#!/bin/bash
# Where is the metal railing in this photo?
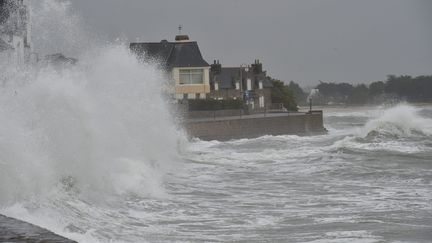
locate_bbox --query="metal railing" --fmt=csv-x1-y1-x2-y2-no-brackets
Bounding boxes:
187,109,321,121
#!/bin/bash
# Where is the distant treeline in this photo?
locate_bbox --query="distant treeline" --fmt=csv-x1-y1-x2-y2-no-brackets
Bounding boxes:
313,75,432,105
269,75,432,108
264,75,431,110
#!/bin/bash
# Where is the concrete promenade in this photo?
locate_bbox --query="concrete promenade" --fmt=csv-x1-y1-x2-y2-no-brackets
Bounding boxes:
0,214,76,243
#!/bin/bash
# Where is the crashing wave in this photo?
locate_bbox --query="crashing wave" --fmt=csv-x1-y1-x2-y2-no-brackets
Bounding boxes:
361,104,432,139
0,46,181,206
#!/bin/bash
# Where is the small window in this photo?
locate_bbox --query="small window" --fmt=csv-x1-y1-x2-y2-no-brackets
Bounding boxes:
259,96,265,108
247,79,252,90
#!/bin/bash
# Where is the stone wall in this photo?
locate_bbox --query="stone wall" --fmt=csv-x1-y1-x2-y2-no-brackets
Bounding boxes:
183,111,325,141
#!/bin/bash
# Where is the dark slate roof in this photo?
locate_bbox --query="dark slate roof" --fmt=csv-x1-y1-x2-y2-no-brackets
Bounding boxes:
130,41,174,64
215,67,240,89
0,38,13,51
166,42,209,67
130,41,209,68
212,67,273,89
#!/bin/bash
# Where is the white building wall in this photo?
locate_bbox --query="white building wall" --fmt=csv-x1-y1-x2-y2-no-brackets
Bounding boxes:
172,66,211,99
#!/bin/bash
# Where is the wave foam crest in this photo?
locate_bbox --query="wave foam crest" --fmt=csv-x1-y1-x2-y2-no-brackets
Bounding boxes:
361,104,432,139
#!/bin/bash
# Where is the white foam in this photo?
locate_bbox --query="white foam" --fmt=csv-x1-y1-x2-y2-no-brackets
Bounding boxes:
0,45,181,206
361,104,432,137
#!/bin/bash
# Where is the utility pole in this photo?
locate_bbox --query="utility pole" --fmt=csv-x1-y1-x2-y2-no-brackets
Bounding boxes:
309,98,312,113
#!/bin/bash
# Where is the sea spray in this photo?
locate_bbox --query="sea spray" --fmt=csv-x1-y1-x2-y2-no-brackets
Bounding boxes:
361,104,432,138
328,104,432,154
31,0,96,56
0,45,183,205
0,1,187,241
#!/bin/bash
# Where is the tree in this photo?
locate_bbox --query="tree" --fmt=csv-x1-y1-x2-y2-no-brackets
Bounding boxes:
268,77,298,111
315,81,355,104
348,84,369,104
384,75,432,101
385,75,412,98
369,81,385,96
288,81,307,105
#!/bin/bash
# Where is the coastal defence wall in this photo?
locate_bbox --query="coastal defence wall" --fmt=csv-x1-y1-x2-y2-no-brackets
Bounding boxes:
184,111,325,141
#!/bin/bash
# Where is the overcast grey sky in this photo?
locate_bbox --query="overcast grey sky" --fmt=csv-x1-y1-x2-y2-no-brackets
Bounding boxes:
68,0,432,86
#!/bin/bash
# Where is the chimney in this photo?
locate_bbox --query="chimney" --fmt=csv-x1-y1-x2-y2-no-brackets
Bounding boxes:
211,59,222,74
175,35,190,42
252,59,263,74
175,24,190,42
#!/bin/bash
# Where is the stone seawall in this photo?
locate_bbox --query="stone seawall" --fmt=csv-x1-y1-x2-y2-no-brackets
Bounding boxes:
0,214,76,243
184,111,325,141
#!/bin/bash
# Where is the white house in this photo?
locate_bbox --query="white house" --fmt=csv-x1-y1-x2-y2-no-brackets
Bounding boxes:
130,34,210,100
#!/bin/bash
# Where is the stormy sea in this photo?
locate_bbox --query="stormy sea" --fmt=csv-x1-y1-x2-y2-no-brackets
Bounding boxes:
1,1,432,243
2,79,432,243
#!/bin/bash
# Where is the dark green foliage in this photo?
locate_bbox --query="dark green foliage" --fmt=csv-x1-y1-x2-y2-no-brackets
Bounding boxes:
348,84,369,104
316,82,354,98
385,75,432,101
269,77,298,111
288,81,307,105
188,99,245,111
314,75,432,105
315,81,374,104
369,81,385,96
315,82,355,104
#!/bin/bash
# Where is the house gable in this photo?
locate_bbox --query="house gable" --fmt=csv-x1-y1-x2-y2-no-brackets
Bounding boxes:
130,37,211,99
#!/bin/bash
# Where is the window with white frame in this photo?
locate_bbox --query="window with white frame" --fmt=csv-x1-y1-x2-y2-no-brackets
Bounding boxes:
259,96,265,108
179,69,204,84
247,78,252,90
